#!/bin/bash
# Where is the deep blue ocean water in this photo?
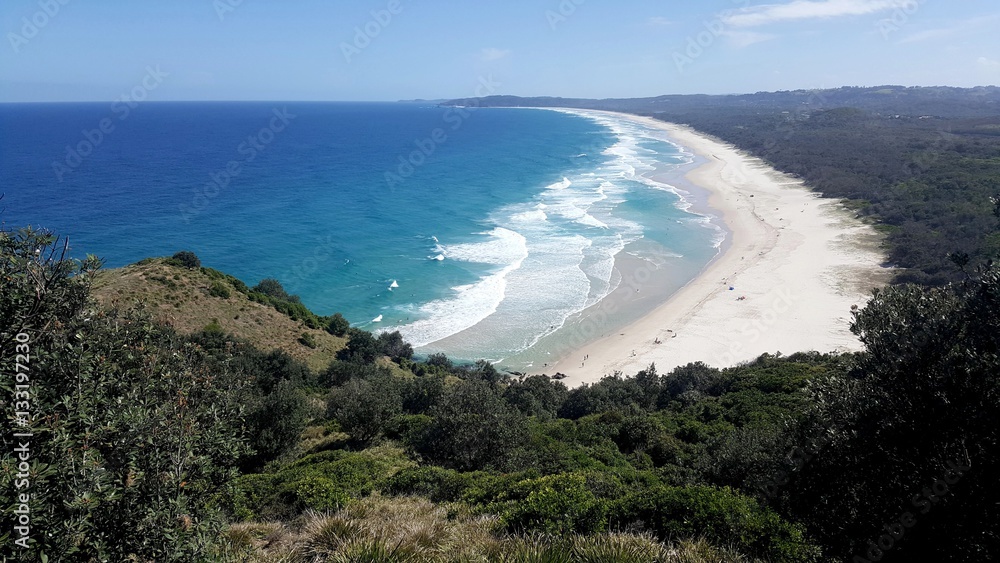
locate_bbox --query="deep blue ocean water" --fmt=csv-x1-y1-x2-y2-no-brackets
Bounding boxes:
0,102,722,366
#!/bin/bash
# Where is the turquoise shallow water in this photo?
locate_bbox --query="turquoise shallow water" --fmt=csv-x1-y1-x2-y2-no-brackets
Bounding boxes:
0,102,722,365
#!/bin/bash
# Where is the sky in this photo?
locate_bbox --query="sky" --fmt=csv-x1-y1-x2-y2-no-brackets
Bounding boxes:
1,0,998,102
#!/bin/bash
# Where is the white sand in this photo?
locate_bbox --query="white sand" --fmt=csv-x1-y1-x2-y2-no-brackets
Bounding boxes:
537,111,892,387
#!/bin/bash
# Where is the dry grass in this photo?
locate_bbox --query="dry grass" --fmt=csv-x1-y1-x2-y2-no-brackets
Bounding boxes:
216,496,753,562
91,258,346,371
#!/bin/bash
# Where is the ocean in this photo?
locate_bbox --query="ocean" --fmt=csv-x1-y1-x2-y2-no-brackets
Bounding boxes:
0,102,723,369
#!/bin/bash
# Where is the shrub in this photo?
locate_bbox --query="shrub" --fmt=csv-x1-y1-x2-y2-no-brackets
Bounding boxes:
383,465,473,503
253,277,289,300
171,250,201,268
498,473,608,535
299,331,318,348
327,377,403,444
419,380,530,471
612,485,819,562
209,280,231,298
326,312,350,336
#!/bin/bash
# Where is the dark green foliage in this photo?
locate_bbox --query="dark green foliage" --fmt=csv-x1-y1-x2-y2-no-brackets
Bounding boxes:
179,333,314,473
241,379,311,471
336,328,382,364
327,377,403,444
660,361,725,405
321,358,392,387
0,230,250,561
613,485,819,562
225,448,413,521
493,473,608,535
558,374,648,419
170,250,201,269
376,330,413,361
399,373,446,414
424,352,453,369
504,375,569,419
252,277,289,300
779,269,1000,561
418,380,530,471
326,311,350,336
383,465,473,502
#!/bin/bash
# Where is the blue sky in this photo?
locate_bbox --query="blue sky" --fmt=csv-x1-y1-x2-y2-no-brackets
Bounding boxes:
2,0,998,102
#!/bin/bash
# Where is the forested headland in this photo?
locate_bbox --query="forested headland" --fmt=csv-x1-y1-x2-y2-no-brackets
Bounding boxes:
2,228,998,561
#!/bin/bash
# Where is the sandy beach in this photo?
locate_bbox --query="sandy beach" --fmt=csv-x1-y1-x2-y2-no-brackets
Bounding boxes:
533,110,892,387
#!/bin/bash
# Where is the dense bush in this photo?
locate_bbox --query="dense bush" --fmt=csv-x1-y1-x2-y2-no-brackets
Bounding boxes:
224,447,414,520
327,376,403,444
170,250,201,269
326,312,350,336
613,485,820,563
209,279,231,298
1,230,249,561
418,380,529,471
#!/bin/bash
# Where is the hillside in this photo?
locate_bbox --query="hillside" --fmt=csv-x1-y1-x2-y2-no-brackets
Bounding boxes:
91,257,346,371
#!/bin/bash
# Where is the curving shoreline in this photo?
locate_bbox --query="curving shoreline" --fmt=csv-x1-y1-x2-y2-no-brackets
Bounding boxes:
531,110,892,387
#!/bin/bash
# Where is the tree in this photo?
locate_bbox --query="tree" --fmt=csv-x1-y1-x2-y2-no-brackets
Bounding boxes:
327,377,402,444
336,328,382,364
782,269,1000,561
376,330,413,361
326,312,350,337
170,250,201,269
419,380,529,471
252,278,289,300
1,229,251,561
503,375,568,419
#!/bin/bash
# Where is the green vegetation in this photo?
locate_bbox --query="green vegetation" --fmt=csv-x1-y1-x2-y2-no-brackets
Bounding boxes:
3,228,998,561
168,249,202,269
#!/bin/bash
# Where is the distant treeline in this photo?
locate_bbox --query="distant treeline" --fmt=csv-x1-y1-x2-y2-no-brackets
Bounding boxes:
445,86,1000,286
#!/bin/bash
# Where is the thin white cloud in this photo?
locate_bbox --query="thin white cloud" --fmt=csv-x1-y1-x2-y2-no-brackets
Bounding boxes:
897,13,1000,45
646,16,673,26
723,0,909,28
978,57,1000,72
479,48,511,62
723,30,778,48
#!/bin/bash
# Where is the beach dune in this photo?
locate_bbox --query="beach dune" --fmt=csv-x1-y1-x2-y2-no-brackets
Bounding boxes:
534,111,891,387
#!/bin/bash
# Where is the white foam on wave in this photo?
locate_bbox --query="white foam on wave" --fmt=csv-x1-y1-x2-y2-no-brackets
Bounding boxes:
395,227,528,347
398,109,722,359
546,177,572,190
